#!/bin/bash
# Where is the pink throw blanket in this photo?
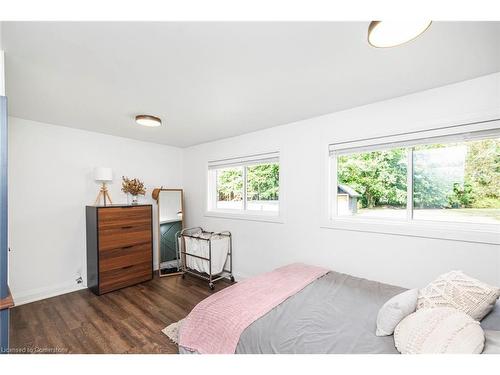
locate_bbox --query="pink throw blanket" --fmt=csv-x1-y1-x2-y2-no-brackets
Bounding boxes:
178,263,329,354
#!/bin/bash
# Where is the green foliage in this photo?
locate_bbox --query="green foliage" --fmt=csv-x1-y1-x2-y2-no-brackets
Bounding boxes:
246,164,279,201
337,139,499,210
412,152,450,209
464,139,500,208
447,182,474,208
217,168,243,201
337,149,407,208
217,163,279,201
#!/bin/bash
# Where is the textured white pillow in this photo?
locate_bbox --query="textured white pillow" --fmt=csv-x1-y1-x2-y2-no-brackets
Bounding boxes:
376,289,419,336
417,270,500,320
394,307,485,354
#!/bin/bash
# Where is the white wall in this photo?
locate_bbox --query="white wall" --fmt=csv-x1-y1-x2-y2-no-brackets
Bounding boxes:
8,117,183,304
159,190,182,222
0,21,5,96
183,72,500,289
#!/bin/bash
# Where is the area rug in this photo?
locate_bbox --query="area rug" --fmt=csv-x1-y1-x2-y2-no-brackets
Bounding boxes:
162,319,185,344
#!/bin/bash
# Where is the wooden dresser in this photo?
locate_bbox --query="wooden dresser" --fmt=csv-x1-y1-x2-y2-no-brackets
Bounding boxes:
86,204,153,295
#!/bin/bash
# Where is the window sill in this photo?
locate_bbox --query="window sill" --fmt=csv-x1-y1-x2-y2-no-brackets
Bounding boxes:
321,218,499,245
204,210,284,223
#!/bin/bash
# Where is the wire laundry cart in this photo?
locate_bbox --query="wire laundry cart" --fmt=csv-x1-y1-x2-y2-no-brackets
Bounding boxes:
176,227,234,290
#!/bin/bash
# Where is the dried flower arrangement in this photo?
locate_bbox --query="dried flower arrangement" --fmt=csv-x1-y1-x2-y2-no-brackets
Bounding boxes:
121,176,146,196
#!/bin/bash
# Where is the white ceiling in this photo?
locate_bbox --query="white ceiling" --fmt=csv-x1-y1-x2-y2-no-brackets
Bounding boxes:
3,22,500,147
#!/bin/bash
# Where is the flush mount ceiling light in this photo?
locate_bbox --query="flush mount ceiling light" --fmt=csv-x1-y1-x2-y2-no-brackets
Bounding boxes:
135,114,162,127
368,21,432,48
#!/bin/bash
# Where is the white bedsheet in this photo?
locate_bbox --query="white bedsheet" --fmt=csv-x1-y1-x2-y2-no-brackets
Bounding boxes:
184,233,229,275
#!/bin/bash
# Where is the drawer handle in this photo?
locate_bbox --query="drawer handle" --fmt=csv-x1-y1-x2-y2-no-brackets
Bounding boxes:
121,226,133,230
122,265,134,270
122,245,133,250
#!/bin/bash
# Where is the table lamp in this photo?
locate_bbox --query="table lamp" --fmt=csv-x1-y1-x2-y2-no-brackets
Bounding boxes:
94,167,113,206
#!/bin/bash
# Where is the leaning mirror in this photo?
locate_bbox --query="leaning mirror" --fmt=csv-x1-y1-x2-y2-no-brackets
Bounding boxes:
156,189,184,277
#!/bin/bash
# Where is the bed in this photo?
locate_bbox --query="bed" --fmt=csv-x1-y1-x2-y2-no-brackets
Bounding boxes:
179,268,405,354
178,265,500,354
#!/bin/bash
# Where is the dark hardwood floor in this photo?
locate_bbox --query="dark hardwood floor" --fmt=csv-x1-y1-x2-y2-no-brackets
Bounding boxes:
10,275,231,354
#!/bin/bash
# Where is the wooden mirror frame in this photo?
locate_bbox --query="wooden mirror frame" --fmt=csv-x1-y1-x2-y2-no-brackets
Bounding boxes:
153,188,184,277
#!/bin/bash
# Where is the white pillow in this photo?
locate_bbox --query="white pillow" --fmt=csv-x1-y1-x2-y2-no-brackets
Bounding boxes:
394,307,485,354
376,289,418,336
417,270,500,321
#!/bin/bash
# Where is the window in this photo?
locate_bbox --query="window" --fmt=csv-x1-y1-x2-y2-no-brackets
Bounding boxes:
208,152,280,216
412,138,499,224
216,167,243,210
337,147,407,219
329,123,500,228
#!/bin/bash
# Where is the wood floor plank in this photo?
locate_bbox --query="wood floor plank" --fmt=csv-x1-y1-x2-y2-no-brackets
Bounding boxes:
9,274,231,354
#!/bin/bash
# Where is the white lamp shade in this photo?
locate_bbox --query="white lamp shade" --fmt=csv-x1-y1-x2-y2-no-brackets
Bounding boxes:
94,167,113,182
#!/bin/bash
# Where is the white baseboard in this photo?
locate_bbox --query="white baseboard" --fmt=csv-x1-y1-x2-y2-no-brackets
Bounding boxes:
13,270,247,306
16,263,156,305
232,272,249,281
12,281,87,306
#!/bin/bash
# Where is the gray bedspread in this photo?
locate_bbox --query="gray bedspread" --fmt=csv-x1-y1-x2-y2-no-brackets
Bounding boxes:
235,270,404,354
180,270,406,354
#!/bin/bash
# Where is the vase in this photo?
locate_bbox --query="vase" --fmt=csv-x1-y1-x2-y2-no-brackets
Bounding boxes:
128,194,139,205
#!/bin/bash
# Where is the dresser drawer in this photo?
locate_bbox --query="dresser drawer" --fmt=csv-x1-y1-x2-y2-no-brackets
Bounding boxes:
99,242,152,272
87,204,153,295
99,261,152,294
98,206,151,231
98,224,151,251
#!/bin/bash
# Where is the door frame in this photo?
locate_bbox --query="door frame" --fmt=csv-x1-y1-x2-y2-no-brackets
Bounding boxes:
0,95,12,354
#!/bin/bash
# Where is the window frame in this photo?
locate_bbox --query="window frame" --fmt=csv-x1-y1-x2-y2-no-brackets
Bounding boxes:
325,119,500,244
206,151,283,223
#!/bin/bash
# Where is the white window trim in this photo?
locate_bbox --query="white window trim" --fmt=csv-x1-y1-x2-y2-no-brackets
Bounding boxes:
323,118,500,245
204,210,284,223
205,151,284,223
